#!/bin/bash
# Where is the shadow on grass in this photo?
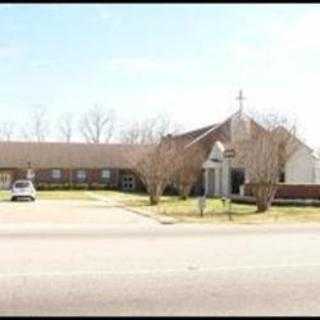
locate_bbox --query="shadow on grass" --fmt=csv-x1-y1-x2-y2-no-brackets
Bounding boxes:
0,199,11,203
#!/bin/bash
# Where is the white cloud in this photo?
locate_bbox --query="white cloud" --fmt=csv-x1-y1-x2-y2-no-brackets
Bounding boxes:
107,57,202,74
107,57,196,72
108,58,164,72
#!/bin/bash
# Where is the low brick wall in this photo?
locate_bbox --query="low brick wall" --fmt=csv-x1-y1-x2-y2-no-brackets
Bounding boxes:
245,183,320,200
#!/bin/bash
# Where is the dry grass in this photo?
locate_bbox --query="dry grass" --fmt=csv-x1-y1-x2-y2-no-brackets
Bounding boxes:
94,190,320,224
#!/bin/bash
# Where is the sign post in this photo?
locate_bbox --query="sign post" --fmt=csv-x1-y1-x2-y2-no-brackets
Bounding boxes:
26,161,35,181
223,148,236,221
198,196,206,217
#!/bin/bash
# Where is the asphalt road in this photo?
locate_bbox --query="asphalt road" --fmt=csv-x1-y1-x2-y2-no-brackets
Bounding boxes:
0,200,320,315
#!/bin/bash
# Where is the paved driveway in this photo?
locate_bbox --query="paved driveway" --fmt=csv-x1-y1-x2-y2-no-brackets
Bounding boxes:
0,199,156,225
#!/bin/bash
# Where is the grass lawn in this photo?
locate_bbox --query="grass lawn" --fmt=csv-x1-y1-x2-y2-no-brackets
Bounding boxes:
0,190,94,201
94,190,320,224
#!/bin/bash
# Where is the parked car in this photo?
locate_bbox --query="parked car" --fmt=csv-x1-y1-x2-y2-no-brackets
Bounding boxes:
11,180,36,202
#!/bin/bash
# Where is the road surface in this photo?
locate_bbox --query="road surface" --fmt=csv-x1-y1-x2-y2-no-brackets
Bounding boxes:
0,200,320,315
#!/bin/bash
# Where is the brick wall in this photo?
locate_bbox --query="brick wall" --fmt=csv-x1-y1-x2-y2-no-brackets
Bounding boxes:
245,183,320,199
2,167,144,191
9,168,121,189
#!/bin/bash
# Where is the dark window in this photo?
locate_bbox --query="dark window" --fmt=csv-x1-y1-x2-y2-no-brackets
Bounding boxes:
279,171,285,183
14,182,30,188
231,168,245,194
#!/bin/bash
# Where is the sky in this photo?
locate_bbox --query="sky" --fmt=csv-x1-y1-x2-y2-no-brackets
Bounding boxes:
0,4,320,147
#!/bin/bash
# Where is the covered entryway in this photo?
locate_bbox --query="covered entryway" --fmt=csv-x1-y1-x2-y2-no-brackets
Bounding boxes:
0,172,12,190
203,141,229,197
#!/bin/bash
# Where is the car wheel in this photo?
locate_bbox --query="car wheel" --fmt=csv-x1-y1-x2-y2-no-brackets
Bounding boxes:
11,196,16,202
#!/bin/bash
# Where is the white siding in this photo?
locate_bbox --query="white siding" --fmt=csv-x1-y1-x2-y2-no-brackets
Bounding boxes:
314,158,320,183
285,145,319,183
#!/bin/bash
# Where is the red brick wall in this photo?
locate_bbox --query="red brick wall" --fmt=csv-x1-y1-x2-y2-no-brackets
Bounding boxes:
8,168,121,189
245,183,320,199
1,168,144,191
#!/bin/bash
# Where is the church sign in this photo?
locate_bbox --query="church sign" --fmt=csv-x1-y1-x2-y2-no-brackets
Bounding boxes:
223,148,236,159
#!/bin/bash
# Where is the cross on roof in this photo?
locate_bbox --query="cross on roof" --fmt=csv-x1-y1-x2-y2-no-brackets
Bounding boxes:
236,89,246,114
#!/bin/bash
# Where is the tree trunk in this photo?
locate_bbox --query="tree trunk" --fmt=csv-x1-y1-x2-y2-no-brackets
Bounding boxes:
149,184,162,205
252,183,277,213
150,194,160,205
256,197,271,212
68,168,73,189
178,182,192,200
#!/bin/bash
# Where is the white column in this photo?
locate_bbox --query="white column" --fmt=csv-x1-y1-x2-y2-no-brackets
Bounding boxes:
204,168,209,196
214,166,222,196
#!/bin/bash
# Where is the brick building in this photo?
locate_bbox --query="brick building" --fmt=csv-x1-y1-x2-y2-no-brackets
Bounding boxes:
170,110,320,199
0,141,146,191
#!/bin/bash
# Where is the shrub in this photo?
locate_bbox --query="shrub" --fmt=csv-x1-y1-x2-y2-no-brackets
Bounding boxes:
89,183,107,190
35,182,68,191
73,183,89,190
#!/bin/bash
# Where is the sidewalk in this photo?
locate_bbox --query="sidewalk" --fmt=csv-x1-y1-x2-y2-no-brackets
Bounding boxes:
85,192,178,225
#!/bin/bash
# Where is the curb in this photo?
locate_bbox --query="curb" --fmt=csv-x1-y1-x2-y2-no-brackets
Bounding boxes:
121,206,178,225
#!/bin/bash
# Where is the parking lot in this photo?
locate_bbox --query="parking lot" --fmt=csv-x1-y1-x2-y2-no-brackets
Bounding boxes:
0,198,156,226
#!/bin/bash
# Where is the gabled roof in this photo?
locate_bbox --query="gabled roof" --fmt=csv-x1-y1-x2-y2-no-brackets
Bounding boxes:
173,123,220,140
0,141,148,169
171,112,238,149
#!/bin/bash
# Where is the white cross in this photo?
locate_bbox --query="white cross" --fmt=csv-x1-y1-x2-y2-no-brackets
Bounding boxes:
236,90,246,113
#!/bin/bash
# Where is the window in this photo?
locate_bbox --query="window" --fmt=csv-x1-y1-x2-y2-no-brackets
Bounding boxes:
52,169,62,179
14,181,31,189
122,175,135,190
101,169,111,179
77,170,86,180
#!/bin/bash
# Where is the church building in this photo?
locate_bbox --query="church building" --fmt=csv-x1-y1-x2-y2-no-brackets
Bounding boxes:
172,91,320,198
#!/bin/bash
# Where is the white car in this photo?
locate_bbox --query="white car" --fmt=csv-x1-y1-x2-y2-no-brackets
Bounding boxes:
11,180,37,202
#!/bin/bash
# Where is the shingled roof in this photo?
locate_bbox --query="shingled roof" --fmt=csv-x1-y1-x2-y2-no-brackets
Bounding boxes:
173,123,220,140
0,141,148,169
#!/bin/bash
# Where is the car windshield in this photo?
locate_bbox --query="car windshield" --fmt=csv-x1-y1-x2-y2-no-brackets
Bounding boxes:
14,182,31,189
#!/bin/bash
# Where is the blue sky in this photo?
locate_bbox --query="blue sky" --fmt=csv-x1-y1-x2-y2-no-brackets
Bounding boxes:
0,4,320,147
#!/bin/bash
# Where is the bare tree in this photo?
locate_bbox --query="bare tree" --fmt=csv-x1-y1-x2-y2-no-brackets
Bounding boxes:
23,105,50,142
119,114,182,144
134,139,182,205
0,121,15,141
232,111,299,212
79,105,115,143
175,142,207,200
58,113,74,143
124,115,182,205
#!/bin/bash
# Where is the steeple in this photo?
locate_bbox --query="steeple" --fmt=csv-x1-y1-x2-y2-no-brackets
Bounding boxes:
236,89,246,115
231,89,250,142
